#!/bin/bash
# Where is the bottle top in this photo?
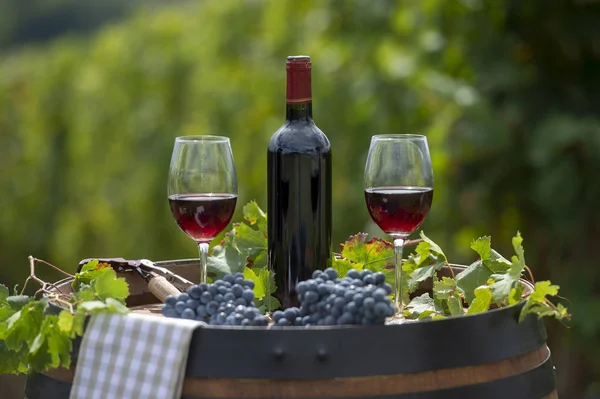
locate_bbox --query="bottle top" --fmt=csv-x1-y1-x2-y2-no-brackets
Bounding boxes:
286,55,312,104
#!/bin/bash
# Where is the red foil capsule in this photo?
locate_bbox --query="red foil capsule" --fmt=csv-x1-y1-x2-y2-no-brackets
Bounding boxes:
286,56,312,104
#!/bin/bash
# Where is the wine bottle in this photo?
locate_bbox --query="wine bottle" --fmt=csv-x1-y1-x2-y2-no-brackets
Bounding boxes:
267,55,332,308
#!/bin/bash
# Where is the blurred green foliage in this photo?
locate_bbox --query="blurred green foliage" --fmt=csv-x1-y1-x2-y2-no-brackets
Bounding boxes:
0,0,599,396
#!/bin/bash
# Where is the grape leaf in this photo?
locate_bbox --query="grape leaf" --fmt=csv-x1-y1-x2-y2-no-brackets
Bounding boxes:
28,316,72,372
432,277,464,317
57,311,74,334
91,268,129,302
467,286,493,315
340,233,395,273
0,341,28,374
72,260,112,291
432,277,458,300
404,293,440,320
455,236,511,304
403,235,447,293
488,232,526,304
331,257,361,278
243,267,266,298
244,266,279,313
519,281,570,323
77,298,129,314
243,200,267,230
7,295,31,311
233,222,267,254
2,299,47,351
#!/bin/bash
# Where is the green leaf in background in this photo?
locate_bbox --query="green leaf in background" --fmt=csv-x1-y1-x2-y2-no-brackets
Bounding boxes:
243,201,267,230
2,299,47,351
0,284,9,303
467,286,493,315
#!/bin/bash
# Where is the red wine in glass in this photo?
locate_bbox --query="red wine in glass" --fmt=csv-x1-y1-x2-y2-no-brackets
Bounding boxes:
169,193,237,242
364,186,433,236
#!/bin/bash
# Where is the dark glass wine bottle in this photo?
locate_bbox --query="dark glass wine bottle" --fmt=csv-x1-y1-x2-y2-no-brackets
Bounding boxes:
267,55,332,308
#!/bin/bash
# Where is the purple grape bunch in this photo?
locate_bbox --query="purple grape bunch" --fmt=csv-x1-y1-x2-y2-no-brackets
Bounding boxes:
161,272,268,326
271,268,396,326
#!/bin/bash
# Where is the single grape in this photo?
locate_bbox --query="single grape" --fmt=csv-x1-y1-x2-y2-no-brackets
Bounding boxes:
244,279,255,289
231,284,244,298
347,269,360,279
161,306,177,318
324,268,338,280
165,295,177,307
312,270,323,279
200,291,212,304
374,301,390,317
217,286,228,295
363,297,375,310
353,293,364,305
187,285,203,300
345,301,357,314
175,301,187,314
382,283,393,295
272,310,285,322
373,288,387,301
363,274,375,285
234,314,244,324
223,281,232,289
242,290,255,303
235,298,246,306
198,282,208,291
181,308,196,320
234,272,244,279
234,277,246,286
314,277,325,285
302,316,311,325
186,299,200,309
214,294,224,303
374,272,386,285
208,285,218,296
284,308,299,321
304,291,319,304
359,269,372,278
241,319,252,326
295,317,303,326
323,315,336,325
223,274,236,284
224,292,236,302
334,297,346,309
216,312,227,324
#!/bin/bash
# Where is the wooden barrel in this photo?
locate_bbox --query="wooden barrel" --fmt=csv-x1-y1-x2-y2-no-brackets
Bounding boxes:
25,260,558,399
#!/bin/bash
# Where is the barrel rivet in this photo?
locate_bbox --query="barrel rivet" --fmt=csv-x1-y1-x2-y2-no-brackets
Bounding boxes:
316,348,328,361
273,347,285,361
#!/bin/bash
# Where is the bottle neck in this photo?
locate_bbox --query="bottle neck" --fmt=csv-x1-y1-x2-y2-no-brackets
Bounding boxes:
286,102,313,121
286,57,312,122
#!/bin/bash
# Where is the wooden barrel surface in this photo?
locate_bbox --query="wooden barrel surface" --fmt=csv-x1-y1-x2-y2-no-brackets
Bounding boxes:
25,260,558,399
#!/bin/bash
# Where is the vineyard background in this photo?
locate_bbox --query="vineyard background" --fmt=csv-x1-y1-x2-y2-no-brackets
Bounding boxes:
1,0,600,397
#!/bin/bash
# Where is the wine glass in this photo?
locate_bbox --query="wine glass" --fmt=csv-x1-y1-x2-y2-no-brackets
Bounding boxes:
168,135,238,283
364,134,434,315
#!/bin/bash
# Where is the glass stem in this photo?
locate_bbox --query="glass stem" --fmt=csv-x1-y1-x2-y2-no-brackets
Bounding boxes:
198,242,209,284
393,237,405,313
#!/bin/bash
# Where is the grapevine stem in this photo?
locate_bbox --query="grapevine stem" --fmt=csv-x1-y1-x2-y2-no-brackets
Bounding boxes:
446,262,455,279
524,265,535,284
31,256,75,278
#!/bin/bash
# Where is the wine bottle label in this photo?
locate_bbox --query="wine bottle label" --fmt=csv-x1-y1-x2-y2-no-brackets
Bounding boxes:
148,276,181,302
286,56,312,104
